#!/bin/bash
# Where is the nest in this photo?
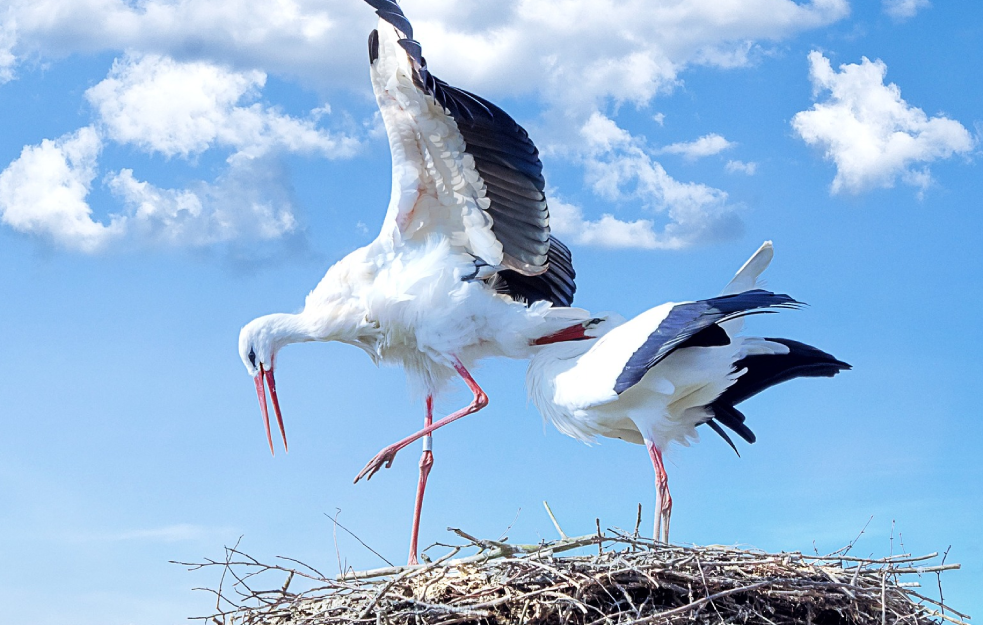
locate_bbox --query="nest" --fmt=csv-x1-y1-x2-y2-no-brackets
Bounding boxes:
178,529,966,625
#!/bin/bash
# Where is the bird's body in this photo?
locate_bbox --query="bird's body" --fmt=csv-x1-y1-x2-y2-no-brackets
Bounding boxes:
253,237,572,394
239,1,584,564
526,243,850,542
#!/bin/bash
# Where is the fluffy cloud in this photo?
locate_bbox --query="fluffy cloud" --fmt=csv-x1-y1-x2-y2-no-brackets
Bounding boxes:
660,134,735,160
726,160,758,175
2,0,368,89
549,195,661,249
572,113,741,249
0,17,15,84
0,51,362,252
0,125,301,252
2,0,849,103
106,160,298,247
792,52,974,195
1,0,850,253
0,127,122,252
882,0,930,21
86,53,358,160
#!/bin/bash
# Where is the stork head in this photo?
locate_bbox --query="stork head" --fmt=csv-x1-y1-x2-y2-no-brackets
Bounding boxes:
238,316,291,456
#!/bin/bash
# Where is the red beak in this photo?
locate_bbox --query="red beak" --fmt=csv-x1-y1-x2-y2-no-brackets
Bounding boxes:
254,363,288,455
532,323,590,345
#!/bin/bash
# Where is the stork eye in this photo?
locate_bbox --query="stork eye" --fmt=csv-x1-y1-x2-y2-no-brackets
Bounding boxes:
248,348,257,368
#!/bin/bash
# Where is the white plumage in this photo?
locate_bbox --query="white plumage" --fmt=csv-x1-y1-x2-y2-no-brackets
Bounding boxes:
238,2,584,565
527,242,850,542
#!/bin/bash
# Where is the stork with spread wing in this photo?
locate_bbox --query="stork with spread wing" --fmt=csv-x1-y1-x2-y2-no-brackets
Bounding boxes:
238,0,586,564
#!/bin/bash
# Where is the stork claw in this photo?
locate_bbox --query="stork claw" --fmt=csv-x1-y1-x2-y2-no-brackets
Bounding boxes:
354,446,400,483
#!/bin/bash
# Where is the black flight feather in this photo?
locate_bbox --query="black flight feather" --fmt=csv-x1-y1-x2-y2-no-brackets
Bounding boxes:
702,338,850,454
704,419,740,456
494,236,577,307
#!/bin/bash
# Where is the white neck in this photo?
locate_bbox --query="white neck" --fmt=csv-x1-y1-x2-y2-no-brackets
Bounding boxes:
259,312,324,352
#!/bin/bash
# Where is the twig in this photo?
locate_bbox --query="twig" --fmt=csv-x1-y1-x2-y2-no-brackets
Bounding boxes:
543,501,568,540
499,507,521,541
324,511,394,567
835,515,874,557
939,545,951,616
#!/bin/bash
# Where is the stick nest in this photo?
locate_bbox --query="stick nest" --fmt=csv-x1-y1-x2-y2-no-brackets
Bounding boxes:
178,529,966,625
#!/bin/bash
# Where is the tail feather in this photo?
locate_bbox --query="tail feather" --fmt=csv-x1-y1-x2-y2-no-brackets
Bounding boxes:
709,404,756,445
705,338,850,451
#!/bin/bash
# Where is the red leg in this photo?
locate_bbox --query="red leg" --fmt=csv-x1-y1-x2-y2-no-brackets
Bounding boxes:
354,358,488,483
646,440,673,544
407,395,434,566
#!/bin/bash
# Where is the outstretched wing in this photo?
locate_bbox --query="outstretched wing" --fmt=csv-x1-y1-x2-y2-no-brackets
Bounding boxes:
365,0,552,276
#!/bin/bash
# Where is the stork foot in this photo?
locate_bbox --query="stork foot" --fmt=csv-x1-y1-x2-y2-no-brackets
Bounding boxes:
354,445,400,483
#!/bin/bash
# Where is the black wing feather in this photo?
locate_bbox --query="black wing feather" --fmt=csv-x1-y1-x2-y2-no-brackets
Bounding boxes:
365,0,551,275
495,236,576,307
614,290,802,395
715,338,851,407
703,338,850,454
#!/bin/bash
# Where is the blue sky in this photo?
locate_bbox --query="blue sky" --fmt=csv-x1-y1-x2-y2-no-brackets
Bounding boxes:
1,0,980,622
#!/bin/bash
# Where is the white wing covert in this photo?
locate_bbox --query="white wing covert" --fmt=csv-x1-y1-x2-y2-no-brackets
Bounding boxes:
366,1,552,277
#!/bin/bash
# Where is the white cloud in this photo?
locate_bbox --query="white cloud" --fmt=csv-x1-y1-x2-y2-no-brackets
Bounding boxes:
2,0,849,102
1,0,851,253
726,159,758,175
0,51,361,252
549,195,662,249
792,51,974,195
0,127,122,252
570,113,741,249
0,128,301,253
85,53,358,160
106,159,298,247
883,0,930,21
660,133,735,160
3,0,368,89
408,0,849,108
0,15,15,84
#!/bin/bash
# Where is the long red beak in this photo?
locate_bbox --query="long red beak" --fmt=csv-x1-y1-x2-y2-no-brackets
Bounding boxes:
532,323,590,345
254,363,288,455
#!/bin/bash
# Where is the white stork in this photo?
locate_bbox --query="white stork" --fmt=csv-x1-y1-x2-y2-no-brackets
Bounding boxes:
526,242,851,543
238,0,588,564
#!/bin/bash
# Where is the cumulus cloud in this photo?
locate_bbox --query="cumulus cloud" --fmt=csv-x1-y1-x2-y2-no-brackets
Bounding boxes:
549,195,661,249
0,124,301,252
0,51,364,252
725,160,758,175
1,0,851,253
883,0,930,21
0,127,122,252
1,0,849,103
570,113,741,249
106,159,298,247
0,16,15,84
3,0,369,89
409,0,849,107
660,133,735,160
85,53,358,160
792,51,974,195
